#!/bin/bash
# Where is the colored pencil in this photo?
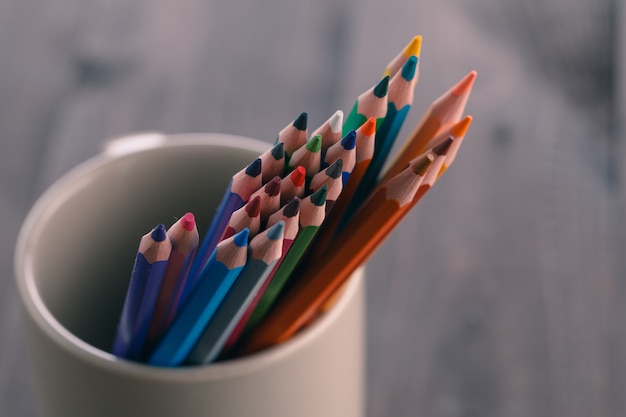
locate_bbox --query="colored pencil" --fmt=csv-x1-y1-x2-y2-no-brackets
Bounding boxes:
426,115,473,178
384,35,422,77
146,214,199,352
287,134,322,179
310,110,344,153
323,130,357,184
243,186,327,334
249,175,281,224
113,224,172,360
222,198,301,354
186,157,263,290
344,56,419,223
276,112,308,160
220,195,262,241
186,221,285,364
260,142,286,183
309,159,343,215
148,229,249,367
381,70,476,182
280,165,306,205
240,154,433,354
342,75,390,136
306,118,377,259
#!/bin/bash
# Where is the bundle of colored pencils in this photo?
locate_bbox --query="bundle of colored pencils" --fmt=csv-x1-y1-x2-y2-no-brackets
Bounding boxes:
111,35,477,366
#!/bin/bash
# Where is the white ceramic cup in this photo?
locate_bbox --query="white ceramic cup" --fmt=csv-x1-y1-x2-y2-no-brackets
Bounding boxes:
15,133,365,417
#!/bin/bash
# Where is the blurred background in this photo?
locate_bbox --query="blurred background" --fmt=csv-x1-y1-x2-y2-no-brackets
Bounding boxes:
1,0,625,416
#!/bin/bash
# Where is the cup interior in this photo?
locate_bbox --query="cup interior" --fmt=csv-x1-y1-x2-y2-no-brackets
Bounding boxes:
20,134,269,352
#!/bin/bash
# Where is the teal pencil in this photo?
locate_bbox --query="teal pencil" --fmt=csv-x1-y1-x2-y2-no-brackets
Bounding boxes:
347,56,419,218
276,112,308,161
186,221,285,364
342,75,389,136
260,142,286,183
148,229,249,367
243,186,327,334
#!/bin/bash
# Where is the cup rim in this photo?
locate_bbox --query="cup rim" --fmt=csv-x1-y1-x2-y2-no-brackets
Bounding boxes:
14,132,364,381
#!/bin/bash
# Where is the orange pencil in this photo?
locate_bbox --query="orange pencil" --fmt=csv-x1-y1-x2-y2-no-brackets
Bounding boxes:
381,70,476,182
426,115,472,178
240,153,433,354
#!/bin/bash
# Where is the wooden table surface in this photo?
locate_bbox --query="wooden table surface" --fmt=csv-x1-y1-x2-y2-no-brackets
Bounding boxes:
1,0,624,416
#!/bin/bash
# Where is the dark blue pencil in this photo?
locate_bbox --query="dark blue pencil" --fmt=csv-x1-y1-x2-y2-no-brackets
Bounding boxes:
112,224,171,359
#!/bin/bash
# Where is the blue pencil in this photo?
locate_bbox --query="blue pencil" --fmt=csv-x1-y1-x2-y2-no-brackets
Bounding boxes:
112,224,171,359
184,158,263,301
148,229,249,367
186,221,285,365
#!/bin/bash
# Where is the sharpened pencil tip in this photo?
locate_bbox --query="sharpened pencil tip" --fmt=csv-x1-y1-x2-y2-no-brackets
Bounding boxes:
151,224,167,242
246,158,263,177
310,185,327,206
246,196,262,217
265,176,281,196
267,221,285,240
401,56,418,81
233,228,250,246
326,159,343,179
406,35,422,58
283,197,301,218
452,70,477,96
271,142,285,160
341,131,357,150
290,166,306,187
373,76,390,98
359,117,377,136
432,138,453,156
293,112,308,131
306,135,322,152
329,110,344,133
450,115,473,137
412,153,434,176
181,213,196,231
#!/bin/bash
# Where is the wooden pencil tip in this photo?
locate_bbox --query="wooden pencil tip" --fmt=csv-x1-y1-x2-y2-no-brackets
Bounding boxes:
432,137,453,156
450,115,473,137
246,196,262,217
401,56,418,81
310,185,327,206
359,117,377,136
306,135,322,152
246,158,263,177
326,159,343,179
341,131,357,150
406,35,422,58
452,70,477,96
294,112,308,131
373,76,390,98
181,213,196,231
233,228,250,246
271,142,285,159
330,110,344,133
283,197,301,218
267,220,285,240
265,176,281,196
290,166,306,186
151,224,167,242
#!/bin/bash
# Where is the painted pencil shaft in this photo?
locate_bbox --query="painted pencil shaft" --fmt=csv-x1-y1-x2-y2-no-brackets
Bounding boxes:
243,186,327,333
148,229,249,367
241,156,432,354
187,221,285,364
112,224,171,360
146,214,199,351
